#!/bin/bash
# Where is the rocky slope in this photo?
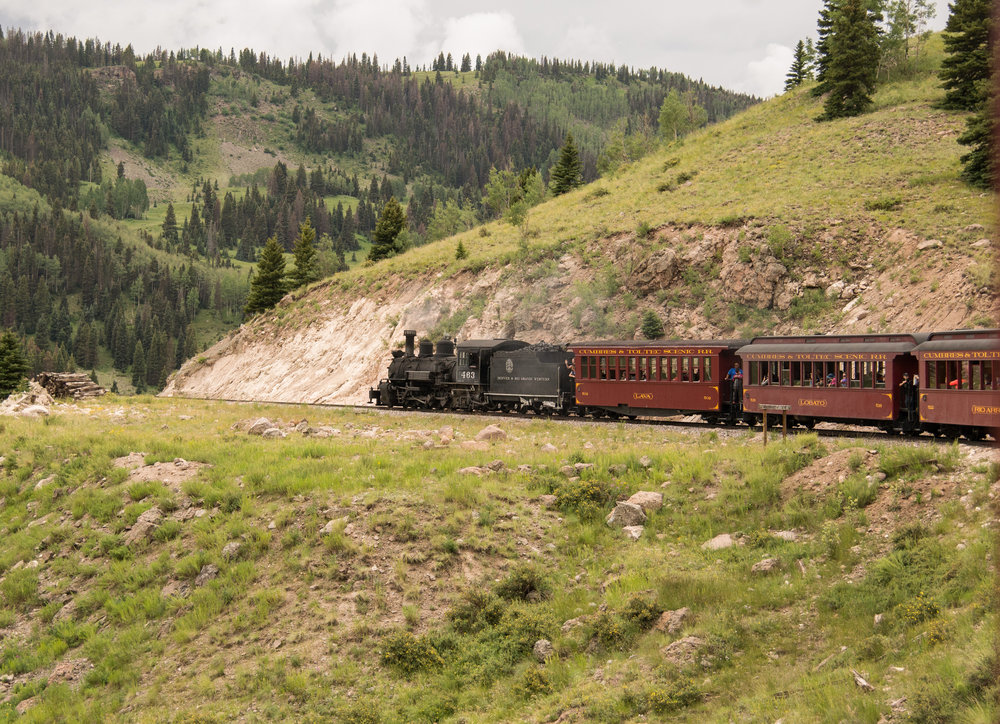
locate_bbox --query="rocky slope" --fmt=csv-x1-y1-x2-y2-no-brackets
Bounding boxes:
162,219,995,404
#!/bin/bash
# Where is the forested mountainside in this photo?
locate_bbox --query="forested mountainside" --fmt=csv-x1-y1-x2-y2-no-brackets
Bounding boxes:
0,27,757,392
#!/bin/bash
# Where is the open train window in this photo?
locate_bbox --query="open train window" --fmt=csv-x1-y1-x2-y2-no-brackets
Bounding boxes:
600,356,608,380
984,360,996,389
874,360,886,388
970,360,982,390
780,361,790,386
628,356,638,381
703,357,712,382
638,357,648,381
691,357,701,382
925,361,935,389
961,361,971,389
681,357,690,382
790,361,802,386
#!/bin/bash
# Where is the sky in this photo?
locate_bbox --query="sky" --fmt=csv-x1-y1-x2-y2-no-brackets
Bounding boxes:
0,0,956,97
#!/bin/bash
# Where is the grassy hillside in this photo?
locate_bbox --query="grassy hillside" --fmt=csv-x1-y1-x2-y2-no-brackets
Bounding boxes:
0,399,993,721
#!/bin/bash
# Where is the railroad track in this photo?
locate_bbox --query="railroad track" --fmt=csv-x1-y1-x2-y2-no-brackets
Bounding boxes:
164,395,994,446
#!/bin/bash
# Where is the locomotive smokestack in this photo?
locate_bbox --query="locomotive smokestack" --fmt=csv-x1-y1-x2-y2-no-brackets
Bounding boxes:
403,330,416,356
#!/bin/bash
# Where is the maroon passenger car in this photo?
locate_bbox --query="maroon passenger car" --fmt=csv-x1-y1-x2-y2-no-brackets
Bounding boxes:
915,329,1000,440
569,341,746,421
738,334,927,432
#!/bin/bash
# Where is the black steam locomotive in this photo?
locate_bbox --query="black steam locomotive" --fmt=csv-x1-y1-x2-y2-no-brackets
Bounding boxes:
369,330,576,413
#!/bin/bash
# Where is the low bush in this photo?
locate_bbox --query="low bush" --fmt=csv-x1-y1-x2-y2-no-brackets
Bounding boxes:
379,630,444,676
495,564,550,602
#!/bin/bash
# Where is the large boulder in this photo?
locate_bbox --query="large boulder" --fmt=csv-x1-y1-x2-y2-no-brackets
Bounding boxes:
606,502,647,528
247,418,274,436
627,491,663,513
701,533,735,550
475,425,506,442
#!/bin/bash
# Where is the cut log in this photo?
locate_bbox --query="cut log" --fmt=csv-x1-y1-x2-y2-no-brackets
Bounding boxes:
34,373,107,400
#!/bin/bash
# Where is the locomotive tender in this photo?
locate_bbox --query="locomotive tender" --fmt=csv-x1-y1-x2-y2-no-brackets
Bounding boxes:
370,328,1000,439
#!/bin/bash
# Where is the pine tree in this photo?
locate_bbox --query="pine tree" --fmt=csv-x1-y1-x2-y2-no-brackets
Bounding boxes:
0,329,29,399
131,340,146,394
549,133,583,195
640,310,664,340
812,0,840,96
957,101,992,189
784,40,813,91
244,237,288,315
163,203,177,249
820,0,881,120
455,240,468,260
939,0,990,110
288,218,319,289
368,198,406,262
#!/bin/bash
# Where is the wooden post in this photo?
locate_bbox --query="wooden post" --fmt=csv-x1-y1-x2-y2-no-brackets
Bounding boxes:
782,411,788,440
763,411,768,446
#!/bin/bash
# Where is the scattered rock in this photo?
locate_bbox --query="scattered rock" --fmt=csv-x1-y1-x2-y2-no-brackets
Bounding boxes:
48,658,93,688
964,223,985,233
485,460,506,472
533,639,554,662
541,443,558,453
622,525,644,541
15,697,36,715
874,613,885,627
320,518,347,536
294,420,309,433
608,464,628,477
221,541,243,561
661,636,706,667
247,418,274,435
825,280,846,298
458,466,486,476
34,475,56,491
561,616,586,633
916,239,943,251
123,507,163,545
701,533,735,550
559,465,576,476
627,491,663,513
751,557,783,575
19,405,50,418
475,425,506,442
195,564,220,586
539,494,558,508
606,502,646,528
655,607,691,635
971,239,992,249
262,427,286,439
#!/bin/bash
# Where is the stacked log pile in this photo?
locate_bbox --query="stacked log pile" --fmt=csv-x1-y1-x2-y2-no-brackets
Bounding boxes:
35,373,107,400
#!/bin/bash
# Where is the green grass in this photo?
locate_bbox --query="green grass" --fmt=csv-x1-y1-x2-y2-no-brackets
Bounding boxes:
0,397,992,721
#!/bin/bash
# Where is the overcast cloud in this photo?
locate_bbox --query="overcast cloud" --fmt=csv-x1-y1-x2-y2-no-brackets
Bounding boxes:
0,0,955,97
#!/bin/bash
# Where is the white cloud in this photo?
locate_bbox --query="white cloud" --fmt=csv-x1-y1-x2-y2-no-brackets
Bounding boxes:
437,12,525,61
744,43,794,97
554,22,614,62
319,0,429,63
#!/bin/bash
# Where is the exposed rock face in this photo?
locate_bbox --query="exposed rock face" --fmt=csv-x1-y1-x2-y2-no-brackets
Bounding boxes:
606,502,647,528
195,564,220,586
655,607,691,635
661,636,706,667
718,244,788,309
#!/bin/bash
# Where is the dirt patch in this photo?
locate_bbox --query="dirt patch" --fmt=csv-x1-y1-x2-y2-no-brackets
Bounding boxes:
781,447,878,500
113,452,148,470
48,658,93,688
128,459,210,490
107,140,176,199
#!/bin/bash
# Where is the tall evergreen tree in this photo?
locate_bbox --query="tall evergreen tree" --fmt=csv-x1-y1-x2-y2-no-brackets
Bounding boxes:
938,0,991,186
812,0,840,96
0,330,29,399
369,198,406,262
820,0,882,119
288,218,319,288
938,0,990,110
244,237,288,315
131,340,146,394
785,40,813,90
549,133,583,195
